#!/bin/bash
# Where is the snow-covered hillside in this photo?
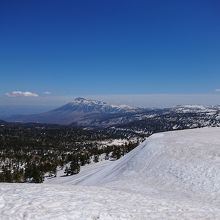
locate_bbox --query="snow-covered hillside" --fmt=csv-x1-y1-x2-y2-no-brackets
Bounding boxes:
1,127,220,219
174,104,220,113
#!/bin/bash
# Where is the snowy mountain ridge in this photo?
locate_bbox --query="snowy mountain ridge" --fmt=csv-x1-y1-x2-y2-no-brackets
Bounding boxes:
173,104,220,113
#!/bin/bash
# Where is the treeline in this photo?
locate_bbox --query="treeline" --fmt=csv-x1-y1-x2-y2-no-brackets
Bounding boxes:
0,142,138,183
0,123,142,183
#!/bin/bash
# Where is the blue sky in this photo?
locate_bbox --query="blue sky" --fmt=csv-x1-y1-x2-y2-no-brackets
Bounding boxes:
0,0,220,109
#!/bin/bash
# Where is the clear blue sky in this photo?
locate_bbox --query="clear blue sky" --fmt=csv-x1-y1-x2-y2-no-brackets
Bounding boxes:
0,0,220,99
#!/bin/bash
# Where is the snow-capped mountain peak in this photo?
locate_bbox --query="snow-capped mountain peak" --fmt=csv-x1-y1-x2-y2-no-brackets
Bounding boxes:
71,97,105,106
55,97,139,114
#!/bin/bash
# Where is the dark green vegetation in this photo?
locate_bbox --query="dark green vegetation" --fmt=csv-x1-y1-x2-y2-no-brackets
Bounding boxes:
0,122,143,183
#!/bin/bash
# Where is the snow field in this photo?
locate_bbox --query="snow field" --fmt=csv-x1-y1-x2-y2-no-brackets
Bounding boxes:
1,127,220,219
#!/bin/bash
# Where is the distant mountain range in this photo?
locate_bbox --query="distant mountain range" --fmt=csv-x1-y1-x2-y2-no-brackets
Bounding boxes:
4,97,142,126
53,97,139,114
0,120,6,124
3,97,220,129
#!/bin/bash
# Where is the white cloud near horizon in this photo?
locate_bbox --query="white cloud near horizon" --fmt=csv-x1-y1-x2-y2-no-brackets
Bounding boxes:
215,89,220,92
5,91,39,97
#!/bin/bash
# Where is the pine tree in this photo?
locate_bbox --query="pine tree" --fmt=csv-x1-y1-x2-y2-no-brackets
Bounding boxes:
93,155,99,163
70,160,80,175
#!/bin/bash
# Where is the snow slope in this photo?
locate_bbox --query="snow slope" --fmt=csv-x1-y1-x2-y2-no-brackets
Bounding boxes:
1,127,220,219
48,128,220,197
